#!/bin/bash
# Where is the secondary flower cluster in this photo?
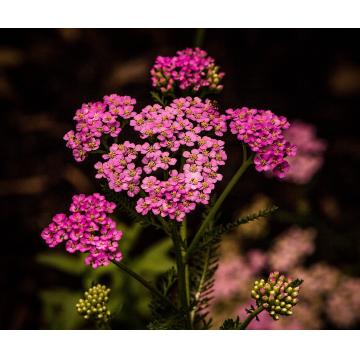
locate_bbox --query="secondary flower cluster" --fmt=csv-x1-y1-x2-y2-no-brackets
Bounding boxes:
76,284,111,322
150,48,224,93
283,120,327,184
41,193,123,268
268,227,316,272
251,272,301,320
63,94,136,161
227,107,297,178
96,97,228,222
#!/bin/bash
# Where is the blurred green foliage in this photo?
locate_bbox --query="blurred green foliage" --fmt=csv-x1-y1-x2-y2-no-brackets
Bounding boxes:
37,221,174,329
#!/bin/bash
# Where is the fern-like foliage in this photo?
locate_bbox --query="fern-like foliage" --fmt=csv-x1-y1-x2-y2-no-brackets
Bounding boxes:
188,231,221,329
289,278,304,287
187,205,278,328
219,316,242,330
200,205,279,249
147,267,185,330
150,91,168,107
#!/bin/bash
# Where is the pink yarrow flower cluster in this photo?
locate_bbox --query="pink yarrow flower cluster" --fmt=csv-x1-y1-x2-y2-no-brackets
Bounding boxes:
95,97,227,222
151,48,224,93
64,94,136,162
41,193,122,268
226,107,297,178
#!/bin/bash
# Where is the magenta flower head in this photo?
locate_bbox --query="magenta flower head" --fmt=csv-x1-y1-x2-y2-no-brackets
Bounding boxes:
64,94,136,162
96,97,228,222
41,193,123,268
226,107,297,179
150,48,225,94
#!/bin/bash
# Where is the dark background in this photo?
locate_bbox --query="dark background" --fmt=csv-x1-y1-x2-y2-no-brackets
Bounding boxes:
1,29,359,329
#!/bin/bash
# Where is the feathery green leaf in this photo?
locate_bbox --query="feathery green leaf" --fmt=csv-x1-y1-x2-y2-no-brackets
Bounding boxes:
220,316,242,330
199,205,279,249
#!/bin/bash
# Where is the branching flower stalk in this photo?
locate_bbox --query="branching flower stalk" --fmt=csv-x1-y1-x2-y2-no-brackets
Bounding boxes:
41,45,304,330
111,260,176,311
187,146,253,258
238,305,265,330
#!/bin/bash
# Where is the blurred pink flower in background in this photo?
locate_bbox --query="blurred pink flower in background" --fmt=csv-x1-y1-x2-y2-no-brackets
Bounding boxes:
283,120,327,184
213,255,255,300
326,277,360,327
268,227,316,271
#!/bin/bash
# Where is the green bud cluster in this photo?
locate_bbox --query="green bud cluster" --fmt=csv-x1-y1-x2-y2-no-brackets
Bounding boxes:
76,284,111,323
207,64,223,90
251,272,301,320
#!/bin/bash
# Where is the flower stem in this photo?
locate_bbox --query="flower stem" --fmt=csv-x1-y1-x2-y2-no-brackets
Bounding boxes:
239,305,264,330
190,246,210,326
172,228,192,329
194,28,206,48
111,260,176,311
180,217,192,328
187,152,254,257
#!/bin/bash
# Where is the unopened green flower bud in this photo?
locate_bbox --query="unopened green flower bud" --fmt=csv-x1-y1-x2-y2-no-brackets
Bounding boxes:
250,272,303,321
76,284,111,324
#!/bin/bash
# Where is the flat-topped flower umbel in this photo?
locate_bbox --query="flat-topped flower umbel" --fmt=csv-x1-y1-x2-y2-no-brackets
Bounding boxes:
41,193,122,268
151,47,224,93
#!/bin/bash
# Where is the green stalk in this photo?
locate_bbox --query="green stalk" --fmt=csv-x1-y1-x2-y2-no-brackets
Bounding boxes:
180,218,190,305
194,28,206,48
187,153,254,257
158,217,192,328
190,246,210,327
180,216,187,240
172,228,192,329
111,260,176,311
180,217,192,328
238,305,264,330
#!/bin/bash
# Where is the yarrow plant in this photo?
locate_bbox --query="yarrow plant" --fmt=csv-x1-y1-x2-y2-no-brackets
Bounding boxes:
41,47,305,330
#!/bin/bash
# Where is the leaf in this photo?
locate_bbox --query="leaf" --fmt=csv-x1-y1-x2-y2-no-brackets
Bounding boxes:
189,233,221,328
119,222,143,254
288,278,304,287
148,267,182,330
37,252,86,275
132,238,174,274
200,205,279,248
220,316,242,330
40,289,83,329
150,91,167,106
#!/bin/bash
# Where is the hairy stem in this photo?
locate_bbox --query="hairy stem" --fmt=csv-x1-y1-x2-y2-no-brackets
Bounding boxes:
190,246,210,327
172,228,192,329
180,217,192,328
239,305,264,330
187,152,254,257
180,217,191,305
111,260,176,311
